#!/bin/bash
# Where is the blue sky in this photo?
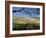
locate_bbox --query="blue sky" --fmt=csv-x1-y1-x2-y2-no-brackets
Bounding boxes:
12,7,40,17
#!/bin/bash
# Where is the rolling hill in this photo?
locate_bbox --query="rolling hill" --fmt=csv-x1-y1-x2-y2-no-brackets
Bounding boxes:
13,16,40,24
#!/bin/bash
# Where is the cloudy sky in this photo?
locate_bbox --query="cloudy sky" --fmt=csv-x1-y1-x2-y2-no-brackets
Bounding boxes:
12,7,40,17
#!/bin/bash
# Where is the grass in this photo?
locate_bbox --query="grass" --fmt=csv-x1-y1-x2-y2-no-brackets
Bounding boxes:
13,23,40,31
13,16,40,31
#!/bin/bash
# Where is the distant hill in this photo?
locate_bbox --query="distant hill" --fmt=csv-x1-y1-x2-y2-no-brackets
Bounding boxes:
13,16,40,24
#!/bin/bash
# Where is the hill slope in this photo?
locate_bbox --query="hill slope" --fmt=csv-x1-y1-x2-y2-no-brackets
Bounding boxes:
13,16,40,24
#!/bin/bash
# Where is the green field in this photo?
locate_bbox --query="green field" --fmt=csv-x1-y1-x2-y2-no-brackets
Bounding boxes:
13,23,40,30
13,16,40,30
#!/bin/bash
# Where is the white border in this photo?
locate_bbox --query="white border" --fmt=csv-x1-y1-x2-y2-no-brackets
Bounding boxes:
10,4,43,34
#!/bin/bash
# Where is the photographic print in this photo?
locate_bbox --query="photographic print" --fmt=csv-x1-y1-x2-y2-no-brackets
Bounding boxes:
5,1,45,37
13,7,40,30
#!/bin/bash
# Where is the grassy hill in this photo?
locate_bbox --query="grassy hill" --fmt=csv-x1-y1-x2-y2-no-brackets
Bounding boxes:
13,16,40,30
13,16,40,24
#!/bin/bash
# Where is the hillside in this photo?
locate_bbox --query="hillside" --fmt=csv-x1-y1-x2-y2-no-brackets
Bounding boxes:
13,16,40,24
